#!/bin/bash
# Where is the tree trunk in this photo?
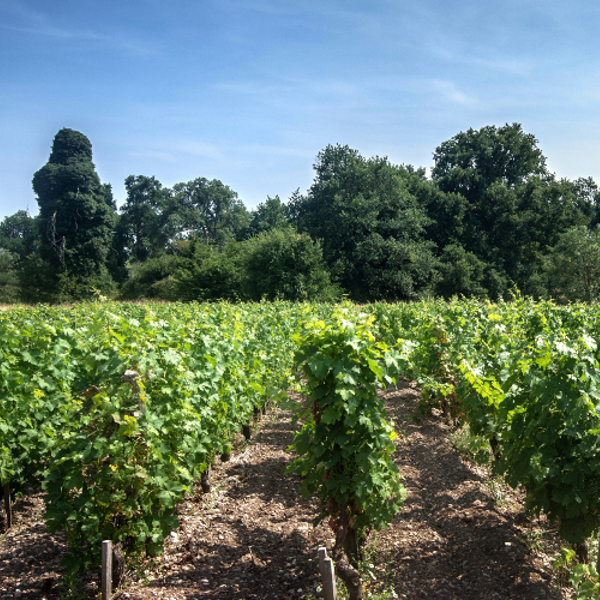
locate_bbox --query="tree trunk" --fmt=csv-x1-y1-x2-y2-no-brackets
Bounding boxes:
333,522,363,600
489,434,501,461
3,483,12,529
201,466,211,493
574,541,588,564
242,424,251,440
112,542,125,589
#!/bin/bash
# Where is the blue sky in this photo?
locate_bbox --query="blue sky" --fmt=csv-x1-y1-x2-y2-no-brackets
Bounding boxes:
1,0,600,220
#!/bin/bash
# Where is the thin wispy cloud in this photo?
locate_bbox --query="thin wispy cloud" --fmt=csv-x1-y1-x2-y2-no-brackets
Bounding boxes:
0,0,158,57
426,80,479,107
168,140,225,162
211,75,366,118
128,149,179,163
0,22,159,57
128,139,225,163
429,44,536,76
227,142,315,159
1,0,50,31
214,76,359,99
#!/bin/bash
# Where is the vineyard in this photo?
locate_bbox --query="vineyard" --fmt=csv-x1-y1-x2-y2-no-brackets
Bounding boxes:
2,299,600,598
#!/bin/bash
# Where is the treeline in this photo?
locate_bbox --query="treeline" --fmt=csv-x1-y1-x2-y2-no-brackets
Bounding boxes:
1,124,600,304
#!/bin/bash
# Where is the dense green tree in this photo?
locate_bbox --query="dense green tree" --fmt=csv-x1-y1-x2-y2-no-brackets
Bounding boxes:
246,195,290,237
292,145,436,301
571,177,600,224
120,175,171,262
0,210,38,260
397,167,468,250
175,240,244,302
241,226,338,301
546,225,600,303
170,178,249,245
434,244,487,299
518,176,590,246
0,210,39,302
430,123,594,298
431,124,547,263
432,123,547,201
119,253,181,300
32,128,118,299
0,249,20,303
501,176,589,294
353,233,438,300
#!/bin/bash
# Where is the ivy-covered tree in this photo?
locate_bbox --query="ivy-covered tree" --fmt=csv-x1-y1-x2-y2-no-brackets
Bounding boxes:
32,128,118,299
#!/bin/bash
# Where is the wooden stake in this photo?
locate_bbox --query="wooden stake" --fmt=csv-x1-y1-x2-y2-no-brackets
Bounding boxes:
318,547,337,600
102,540,112,600
3,482,11,529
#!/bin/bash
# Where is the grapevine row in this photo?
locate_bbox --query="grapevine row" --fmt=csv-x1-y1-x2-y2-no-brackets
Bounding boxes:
369,297,600,561
0,301,323,575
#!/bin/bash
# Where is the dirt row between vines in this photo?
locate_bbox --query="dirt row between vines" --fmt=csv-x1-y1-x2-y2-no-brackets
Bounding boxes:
1,381,570,599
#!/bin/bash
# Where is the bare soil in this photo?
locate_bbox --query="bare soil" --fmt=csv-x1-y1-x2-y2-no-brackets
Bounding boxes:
0,382,571,599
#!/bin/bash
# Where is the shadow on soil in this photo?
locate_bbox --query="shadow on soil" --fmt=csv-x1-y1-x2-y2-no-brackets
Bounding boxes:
379,382,561,600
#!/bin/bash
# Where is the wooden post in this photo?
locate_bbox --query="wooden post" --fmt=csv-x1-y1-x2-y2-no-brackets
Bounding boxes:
3,482,11,529
318,547,337,600
102,540,112,600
